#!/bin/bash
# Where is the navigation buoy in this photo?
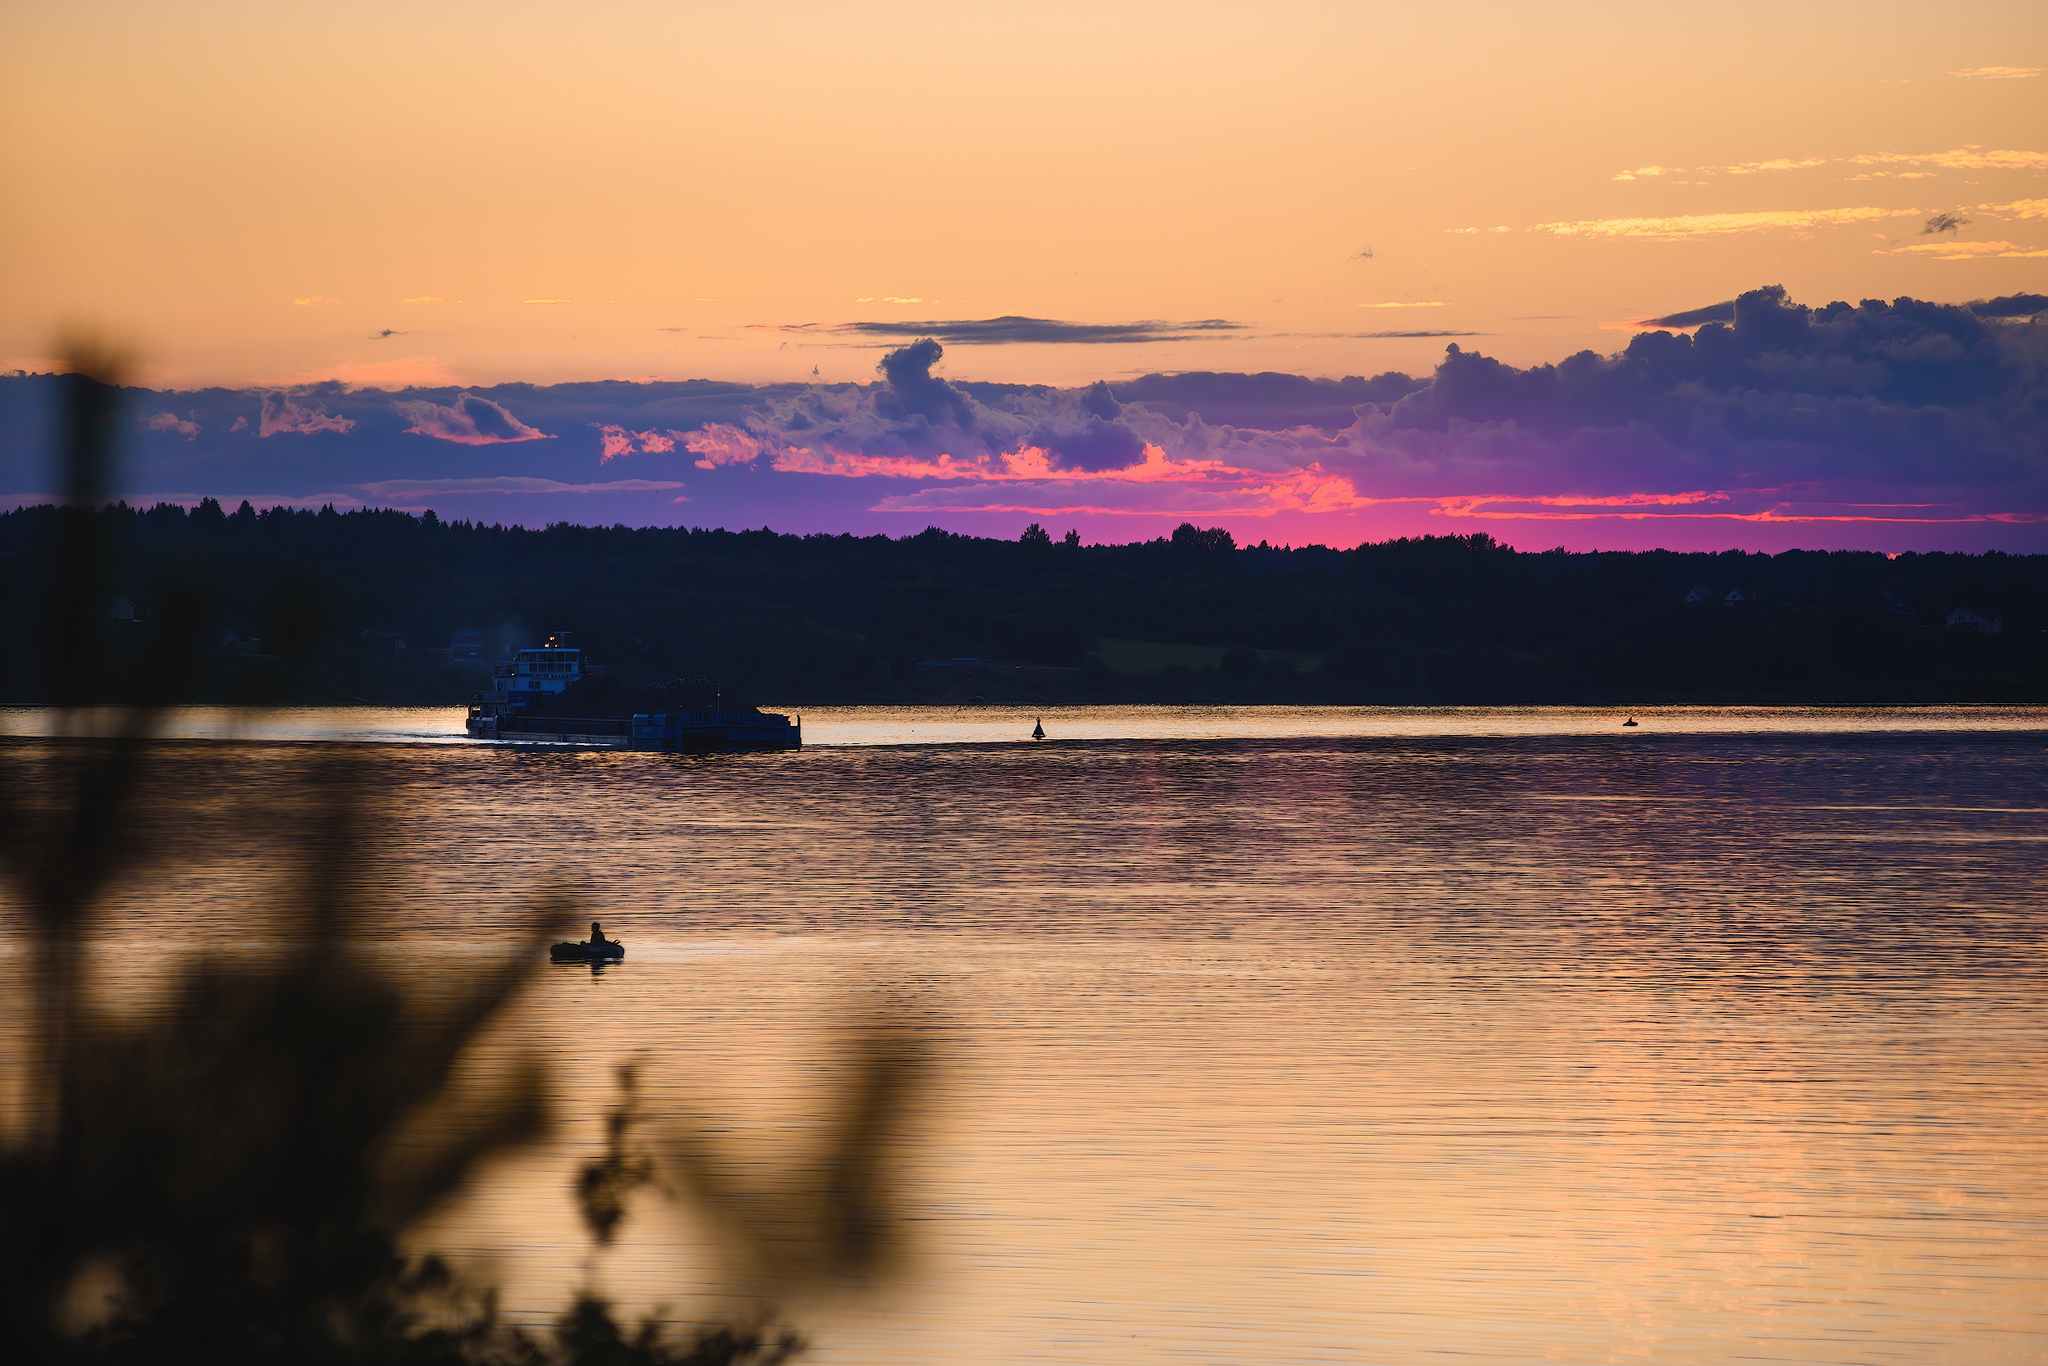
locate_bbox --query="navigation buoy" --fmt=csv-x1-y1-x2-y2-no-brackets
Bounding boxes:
1031,717,1046,740
1622,716,1638,727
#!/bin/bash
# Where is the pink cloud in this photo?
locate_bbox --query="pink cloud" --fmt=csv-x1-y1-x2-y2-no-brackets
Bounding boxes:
774,448,983,479
258,392,355,437
852,445,1384,519
145,411,200,440
593,424,678,462
1423,490,2038,526
765,442,1252,487
1434,491,1730,517
392,392,551,445
684,423,767,468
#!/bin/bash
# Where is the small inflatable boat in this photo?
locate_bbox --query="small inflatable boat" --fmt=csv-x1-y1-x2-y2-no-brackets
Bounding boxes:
550,939,625,963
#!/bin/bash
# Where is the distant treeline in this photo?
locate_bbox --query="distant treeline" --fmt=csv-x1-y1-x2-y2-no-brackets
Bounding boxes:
3,500,2045,704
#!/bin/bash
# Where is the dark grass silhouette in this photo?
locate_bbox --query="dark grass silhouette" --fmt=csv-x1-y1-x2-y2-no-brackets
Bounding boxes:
0,350,930,1364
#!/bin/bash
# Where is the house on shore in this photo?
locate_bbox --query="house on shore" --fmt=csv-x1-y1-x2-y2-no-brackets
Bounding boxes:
1946,606,2002,634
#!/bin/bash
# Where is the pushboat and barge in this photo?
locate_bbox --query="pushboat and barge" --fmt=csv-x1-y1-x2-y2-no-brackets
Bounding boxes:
465,635,800,751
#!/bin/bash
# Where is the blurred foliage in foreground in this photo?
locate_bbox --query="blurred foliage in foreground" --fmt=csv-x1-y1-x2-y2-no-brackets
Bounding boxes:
0,361,931,1363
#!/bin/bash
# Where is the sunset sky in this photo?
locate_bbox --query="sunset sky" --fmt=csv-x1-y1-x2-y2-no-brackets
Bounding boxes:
2,0,2044,549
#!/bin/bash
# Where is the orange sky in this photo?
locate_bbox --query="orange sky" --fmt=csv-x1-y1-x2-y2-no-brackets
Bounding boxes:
2,0,2043,391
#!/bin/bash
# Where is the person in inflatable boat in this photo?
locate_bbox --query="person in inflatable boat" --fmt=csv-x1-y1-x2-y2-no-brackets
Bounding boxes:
588,920,612,948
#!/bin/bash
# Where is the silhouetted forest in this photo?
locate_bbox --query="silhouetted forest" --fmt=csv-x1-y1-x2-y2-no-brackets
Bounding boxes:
3,500,2044,704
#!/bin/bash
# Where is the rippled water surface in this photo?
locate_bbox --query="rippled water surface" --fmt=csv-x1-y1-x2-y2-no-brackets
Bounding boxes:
5,706,2045,1364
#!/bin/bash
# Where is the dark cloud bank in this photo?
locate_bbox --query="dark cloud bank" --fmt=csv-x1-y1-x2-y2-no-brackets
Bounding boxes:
2,287,2043,548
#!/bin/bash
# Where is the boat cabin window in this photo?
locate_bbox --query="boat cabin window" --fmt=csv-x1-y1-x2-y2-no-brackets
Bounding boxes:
513,649,580,677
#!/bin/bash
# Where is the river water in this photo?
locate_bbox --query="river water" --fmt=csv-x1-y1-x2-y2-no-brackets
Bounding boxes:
3,706,2045,1364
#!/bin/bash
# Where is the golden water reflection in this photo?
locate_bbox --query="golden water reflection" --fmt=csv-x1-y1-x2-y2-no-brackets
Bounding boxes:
3,709,2044,1364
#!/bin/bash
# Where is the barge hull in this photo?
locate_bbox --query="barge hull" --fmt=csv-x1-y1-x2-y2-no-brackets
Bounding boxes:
472,713,800,750
631,713,801,751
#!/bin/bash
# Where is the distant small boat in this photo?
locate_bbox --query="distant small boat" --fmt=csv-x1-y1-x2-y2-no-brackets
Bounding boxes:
1031,717,1046,740
1622,716,1638,727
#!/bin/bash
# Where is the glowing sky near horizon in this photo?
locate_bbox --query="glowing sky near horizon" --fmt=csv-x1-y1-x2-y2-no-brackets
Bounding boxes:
1,0,2042,390
1,1,2044,552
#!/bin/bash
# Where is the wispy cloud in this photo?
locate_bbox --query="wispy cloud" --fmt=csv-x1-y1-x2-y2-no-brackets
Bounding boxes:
1882,239,2048,259
1272,330,1486,340
292,296,338,307
352,477,688,497
1611,145,2048,180
818,316,1246,345
1979,197,2048,218
370,328,407,339
392,392,553,445
1850,146,2048,171
522,298,571,305
1358,301,1452,308
1612,156,1830,181
1948,66,2040,80
1923,211,1971,234
1428,493,2039,526
1533,206,1912,240
402,296,447,304
1445,226,1512,234
1721,157,1829,175
1435,490,1731,518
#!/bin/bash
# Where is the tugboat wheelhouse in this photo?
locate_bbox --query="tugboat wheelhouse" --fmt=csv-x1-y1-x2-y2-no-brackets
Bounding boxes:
466,632,800,751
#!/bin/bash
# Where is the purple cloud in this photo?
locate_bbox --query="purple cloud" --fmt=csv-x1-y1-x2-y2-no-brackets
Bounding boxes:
393,392,551,445
4,286,2042,551
352,476,686,497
